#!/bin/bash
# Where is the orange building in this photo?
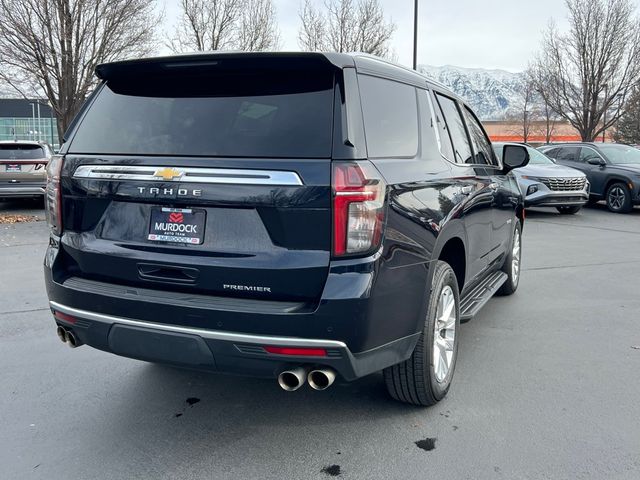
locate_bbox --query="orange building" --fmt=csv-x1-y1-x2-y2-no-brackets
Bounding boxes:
483,120,613,143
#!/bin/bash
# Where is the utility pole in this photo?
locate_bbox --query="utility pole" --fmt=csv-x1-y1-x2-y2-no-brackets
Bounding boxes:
37,102,41,142
602,83,608,143
30,102,35,141
412,0,418,70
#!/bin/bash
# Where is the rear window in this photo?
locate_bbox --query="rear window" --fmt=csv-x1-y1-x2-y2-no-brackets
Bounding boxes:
69,72,335,158
0,144,46,160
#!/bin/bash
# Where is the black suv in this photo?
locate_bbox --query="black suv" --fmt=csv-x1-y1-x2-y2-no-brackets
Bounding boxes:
539,143,640,213
44,53,529,406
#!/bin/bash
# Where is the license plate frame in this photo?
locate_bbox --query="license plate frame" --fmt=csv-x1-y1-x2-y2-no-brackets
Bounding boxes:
148,207,206,245
5,164,21,173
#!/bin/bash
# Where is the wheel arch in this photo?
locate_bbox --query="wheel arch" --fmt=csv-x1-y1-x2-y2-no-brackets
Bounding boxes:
430,220,467,294
604,176,633,195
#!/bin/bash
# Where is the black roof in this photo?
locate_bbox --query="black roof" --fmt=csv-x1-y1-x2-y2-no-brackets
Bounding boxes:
0,98,53,118
95,52,459,102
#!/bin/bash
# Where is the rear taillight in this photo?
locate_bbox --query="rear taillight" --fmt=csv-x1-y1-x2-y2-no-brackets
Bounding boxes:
45,154,64,235
332,162,386,257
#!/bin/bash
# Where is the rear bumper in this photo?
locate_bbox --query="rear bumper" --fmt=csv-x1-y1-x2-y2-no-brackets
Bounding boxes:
49,300,419,381
44,240,425,381
0,183,45,197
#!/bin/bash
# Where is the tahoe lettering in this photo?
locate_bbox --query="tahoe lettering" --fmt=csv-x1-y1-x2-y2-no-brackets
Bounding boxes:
137,186,202,196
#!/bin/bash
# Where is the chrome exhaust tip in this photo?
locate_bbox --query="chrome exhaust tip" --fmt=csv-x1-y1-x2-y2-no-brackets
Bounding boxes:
65,330,79,348
308,369,336,391
277,367,307,391
56,326,67,343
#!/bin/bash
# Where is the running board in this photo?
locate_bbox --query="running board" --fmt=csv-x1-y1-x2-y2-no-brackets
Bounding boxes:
460,271,507,322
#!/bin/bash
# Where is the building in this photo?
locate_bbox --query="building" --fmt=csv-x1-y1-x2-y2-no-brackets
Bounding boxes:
483,120,613,144
0,98,59,147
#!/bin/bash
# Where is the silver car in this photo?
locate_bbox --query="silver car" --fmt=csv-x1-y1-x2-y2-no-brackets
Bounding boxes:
493,143,589,214
0,141,52,200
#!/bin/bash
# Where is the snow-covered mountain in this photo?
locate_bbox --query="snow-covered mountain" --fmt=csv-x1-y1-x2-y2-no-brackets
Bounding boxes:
419,65,529,120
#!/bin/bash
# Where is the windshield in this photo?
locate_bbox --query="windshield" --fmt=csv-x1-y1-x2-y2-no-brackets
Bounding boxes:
493,145,554,165
0,144,46,160
598,144,640,164
70,71,335,158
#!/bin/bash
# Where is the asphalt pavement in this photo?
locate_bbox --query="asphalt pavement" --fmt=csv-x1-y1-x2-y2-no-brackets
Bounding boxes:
1,202,639,479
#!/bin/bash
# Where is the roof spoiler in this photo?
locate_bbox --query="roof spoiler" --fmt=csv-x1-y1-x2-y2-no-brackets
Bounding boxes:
95,52,352,81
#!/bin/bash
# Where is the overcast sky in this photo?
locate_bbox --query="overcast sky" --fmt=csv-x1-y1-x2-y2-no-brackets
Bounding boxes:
160,0,638,72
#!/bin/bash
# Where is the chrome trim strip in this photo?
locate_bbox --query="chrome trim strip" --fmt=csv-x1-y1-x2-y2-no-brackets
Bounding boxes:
49,301,347,348
73,165,304,186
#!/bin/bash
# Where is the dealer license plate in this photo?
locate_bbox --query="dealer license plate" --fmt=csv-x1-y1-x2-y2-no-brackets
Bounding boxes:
148,207,205,245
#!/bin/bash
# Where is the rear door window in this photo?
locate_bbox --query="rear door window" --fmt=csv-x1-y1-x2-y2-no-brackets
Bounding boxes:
435,93,473,164
358,75,419,158
428,91,455,161
69,72,335,158
555,147,580,162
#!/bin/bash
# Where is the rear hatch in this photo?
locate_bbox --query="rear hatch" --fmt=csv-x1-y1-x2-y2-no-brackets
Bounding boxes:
57,55,338,304
0,143,48,184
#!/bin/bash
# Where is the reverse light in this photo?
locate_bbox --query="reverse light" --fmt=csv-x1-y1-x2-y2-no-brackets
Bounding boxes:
45,154,64,235
332,162,386,257
53,311,77,324
264,346,327,357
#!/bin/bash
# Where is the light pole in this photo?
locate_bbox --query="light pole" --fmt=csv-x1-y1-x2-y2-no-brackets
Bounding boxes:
30,102,36,141
412,0,418,70
37,102,41,142
602,83,608,143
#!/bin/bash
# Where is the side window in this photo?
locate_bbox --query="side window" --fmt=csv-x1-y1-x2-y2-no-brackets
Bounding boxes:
435,93,473,164
542,147,558,159
358,75,419,158
428,91,455,161
579,147,603,163
463,106,496,166
555,147,579,162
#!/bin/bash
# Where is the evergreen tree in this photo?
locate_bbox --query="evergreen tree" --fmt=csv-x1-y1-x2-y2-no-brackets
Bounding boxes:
614,88,640,144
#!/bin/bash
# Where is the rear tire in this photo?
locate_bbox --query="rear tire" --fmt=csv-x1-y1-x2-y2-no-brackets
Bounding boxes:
383,261,460,406
496,219,522,296
606,182,632,213
556,205,581,214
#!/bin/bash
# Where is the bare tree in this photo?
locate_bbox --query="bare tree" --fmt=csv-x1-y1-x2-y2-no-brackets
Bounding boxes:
170,0,279,53
507,77,538,143
537,101,559,144
298,0,328,51
298,0,395,57
237,0,280,51
0,0,159,137
531,0,640,142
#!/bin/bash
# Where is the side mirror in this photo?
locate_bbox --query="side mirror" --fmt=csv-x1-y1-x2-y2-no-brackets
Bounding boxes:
502,145,530,172
587,157,606,166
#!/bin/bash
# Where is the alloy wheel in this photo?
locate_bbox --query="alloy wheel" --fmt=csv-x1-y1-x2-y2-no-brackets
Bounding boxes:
433,285,456,383
608,186,626,210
